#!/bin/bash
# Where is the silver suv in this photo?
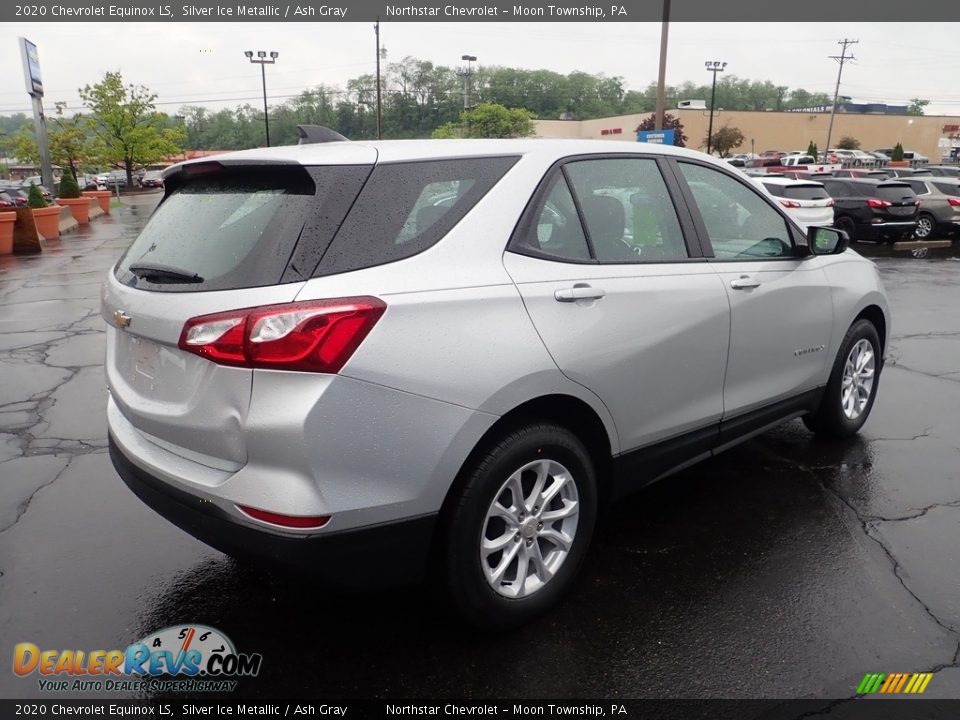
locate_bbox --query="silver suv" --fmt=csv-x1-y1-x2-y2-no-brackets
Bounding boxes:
103,136,889,626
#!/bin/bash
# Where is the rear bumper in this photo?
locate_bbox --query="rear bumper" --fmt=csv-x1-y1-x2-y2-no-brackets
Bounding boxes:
110,435,437,587
855,220,916,241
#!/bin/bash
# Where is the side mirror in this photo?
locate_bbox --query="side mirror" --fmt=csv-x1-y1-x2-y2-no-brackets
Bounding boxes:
808,226,849,255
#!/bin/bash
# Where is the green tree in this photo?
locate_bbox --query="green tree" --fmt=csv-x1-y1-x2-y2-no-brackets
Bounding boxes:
59,167,81,198
80,72,185,185
433,103,535,139
907,98,930,116
891,143,904,161
27,183,47,209
837,136,861,150
636,113,687,148
806,140,819,158
707,125,745,157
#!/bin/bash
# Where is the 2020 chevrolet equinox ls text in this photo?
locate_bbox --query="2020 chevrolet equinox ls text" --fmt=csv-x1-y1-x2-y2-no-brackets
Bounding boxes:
104,135,889,627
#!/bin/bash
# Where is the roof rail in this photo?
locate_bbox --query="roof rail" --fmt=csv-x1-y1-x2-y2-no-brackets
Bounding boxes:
296,125,349,145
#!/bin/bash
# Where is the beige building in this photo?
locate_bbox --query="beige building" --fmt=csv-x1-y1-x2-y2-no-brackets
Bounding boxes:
535,109,960,161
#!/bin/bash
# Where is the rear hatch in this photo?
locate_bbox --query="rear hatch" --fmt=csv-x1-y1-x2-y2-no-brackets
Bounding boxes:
761,182,833,226
102,155,375,468
873,182,918,219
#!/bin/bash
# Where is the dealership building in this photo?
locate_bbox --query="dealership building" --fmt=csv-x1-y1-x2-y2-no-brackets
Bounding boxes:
535,107,960,161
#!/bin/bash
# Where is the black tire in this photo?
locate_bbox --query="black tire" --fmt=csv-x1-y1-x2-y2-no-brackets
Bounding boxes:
443,423,597,628
803,319,882,438
835,215,857,242
914,212,936,240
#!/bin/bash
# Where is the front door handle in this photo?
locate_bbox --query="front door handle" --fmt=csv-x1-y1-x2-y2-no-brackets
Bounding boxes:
554,285,606,302
730,276,761,290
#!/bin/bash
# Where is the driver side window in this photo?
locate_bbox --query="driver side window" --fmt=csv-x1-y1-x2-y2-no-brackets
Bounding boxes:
678,162,793,260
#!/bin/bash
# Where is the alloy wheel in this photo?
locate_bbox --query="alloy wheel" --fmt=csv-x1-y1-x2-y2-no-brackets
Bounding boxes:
841,339,876,420
480,459,579,599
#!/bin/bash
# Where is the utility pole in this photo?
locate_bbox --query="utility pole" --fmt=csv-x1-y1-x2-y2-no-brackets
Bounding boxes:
654,0,670,131
374,19,383,139
824,39,858,160
458,55,477,110
705,60,726,156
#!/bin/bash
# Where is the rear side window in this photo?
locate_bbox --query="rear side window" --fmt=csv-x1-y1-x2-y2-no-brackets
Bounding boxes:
934,182,960,197
314,156,519,277
115,165,368,293
822,180,850,197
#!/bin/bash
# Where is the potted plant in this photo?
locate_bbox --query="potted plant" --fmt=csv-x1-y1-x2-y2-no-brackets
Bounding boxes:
890,142,908,168
27,183,62,239
0,207,15,255
56,169,91,224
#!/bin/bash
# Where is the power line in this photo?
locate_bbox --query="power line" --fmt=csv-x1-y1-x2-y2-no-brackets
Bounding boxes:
824,38,858,153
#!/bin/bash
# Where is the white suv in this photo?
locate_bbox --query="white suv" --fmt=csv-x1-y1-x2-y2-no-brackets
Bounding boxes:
104,133,889,626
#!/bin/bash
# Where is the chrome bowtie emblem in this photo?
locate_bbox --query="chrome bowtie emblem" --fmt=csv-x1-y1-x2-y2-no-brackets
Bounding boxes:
113,310,132,329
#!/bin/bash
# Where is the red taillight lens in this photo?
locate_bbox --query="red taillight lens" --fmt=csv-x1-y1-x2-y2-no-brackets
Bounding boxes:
826,199,835,207
237,504,330,529
867,198,892,208
948,198,960,207
179,297,386,373
779,200,801,208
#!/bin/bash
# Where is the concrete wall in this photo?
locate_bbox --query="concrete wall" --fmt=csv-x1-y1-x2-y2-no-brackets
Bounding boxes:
535,109,960,161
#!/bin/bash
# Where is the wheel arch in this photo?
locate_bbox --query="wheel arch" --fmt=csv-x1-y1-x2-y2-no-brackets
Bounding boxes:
853,303,888,362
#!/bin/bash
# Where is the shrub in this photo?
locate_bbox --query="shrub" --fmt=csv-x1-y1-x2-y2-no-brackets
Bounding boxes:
27,182,48,209
807,140,819,158
59,169,81,199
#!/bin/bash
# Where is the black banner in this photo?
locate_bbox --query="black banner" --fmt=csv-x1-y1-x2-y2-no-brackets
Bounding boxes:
4,0,960,22
5,699,960,720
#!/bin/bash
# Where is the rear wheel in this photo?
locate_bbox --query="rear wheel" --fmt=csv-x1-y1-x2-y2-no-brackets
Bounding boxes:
914,212,936,240
835,215,856,242
443,423,597,628
804,319,881,438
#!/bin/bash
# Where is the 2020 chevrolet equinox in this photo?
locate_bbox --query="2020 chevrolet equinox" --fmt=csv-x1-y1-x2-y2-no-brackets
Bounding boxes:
104,135,889,626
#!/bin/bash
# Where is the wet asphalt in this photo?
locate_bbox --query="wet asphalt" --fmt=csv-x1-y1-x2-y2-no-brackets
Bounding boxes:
1,193,959,701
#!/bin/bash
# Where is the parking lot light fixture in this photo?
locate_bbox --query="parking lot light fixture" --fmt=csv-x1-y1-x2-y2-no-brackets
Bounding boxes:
246,50,278,147
705,60,726,156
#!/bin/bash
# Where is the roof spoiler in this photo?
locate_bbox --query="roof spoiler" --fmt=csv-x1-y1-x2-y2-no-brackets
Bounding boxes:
296,125,349,145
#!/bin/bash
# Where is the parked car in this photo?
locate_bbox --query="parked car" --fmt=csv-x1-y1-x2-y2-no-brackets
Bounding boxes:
0,191,20,208
103,136,889,627
885,167,933,179
923,166,960,178
17,183,55,203
833,169,891,180
752,176,834,229
99,171,128,188
820,177,919,242
900,177,960,239
141,171,164,188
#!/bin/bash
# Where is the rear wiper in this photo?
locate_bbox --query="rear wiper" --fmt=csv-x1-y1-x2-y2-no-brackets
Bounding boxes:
128,262,204,284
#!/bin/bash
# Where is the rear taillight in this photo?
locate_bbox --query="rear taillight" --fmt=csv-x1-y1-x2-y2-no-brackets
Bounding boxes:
949,198,960,207
826,199,835,207
779,200,801,208
179,297,386,373
867,198,892,208
237,504,330,529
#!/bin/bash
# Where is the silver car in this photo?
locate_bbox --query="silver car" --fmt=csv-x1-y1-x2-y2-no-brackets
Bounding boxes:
103,137,889,626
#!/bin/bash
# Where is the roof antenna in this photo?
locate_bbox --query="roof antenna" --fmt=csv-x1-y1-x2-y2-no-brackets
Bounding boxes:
296,125,349,145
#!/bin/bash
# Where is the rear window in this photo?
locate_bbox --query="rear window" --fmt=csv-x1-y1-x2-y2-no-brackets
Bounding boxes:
763,183,828,201
876,184,917,202
934,182,960,197
115,165,369,292
312,156,519,277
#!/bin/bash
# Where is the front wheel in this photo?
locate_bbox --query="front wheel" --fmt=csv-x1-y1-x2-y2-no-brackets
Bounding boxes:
804,319,881,439
835,216,857,242
443,423,597,628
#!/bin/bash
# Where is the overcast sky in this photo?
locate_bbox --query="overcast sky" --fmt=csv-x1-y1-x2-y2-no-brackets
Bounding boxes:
2,22,959,117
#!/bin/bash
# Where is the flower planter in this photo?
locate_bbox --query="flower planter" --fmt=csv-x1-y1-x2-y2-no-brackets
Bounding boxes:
58,197,91,224
888,160,909,168
32,205,62,239
82,190,113,214
0,211,15,255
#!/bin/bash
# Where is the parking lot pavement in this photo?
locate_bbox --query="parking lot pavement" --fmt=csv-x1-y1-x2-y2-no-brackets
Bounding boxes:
1,198,959,701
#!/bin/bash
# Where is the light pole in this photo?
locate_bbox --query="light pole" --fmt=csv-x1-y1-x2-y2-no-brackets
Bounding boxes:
374,20,385,139
245,50,278,147
459,54,477,110
705,60,726,156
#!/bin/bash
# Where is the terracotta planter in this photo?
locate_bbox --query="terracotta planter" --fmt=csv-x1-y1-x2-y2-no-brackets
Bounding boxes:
0,211,15,255
82,190,113,214
58,197,91,224
32,205,62,239
888,160,909,168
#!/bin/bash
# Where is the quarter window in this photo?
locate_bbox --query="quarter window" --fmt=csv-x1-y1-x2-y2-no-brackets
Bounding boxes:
679,162,793,260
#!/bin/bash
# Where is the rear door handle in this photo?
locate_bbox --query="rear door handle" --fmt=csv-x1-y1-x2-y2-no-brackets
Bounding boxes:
730,276,761,290
554,285,606,302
